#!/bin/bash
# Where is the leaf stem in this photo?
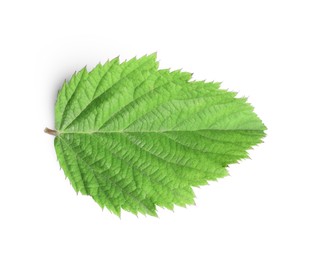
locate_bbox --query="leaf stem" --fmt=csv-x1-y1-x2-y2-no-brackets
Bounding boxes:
44,127,58,136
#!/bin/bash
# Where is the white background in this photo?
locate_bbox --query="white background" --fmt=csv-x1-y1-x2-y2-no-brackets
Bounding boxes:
1,0,311,259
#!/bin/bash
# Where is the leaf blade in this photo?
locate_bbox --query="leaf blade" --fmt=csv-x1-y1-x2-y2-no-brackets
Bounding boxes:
53,54,266,216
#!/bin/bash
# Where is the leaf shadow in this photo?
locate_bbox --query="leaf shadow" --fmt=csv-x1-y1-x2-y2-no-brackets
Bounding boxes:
47,65,77,128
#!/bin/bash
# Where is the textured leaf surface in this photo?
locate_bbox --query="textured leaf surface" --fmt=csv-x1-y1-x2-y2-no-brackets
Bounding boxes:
52,54,266,216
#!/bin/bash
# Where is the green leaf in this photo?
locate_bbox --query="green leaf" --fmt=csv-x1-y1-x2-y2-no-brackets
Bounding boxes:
47,53,266,217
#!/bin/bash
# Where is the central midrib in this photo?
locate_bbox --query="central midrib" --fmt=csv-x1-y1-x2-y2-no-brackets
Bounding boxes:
57,128,264,135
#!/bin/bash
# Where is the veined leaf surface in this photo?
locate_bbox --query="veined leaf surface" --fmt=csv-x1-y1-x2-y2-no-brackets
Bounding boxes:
47,54,266,216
